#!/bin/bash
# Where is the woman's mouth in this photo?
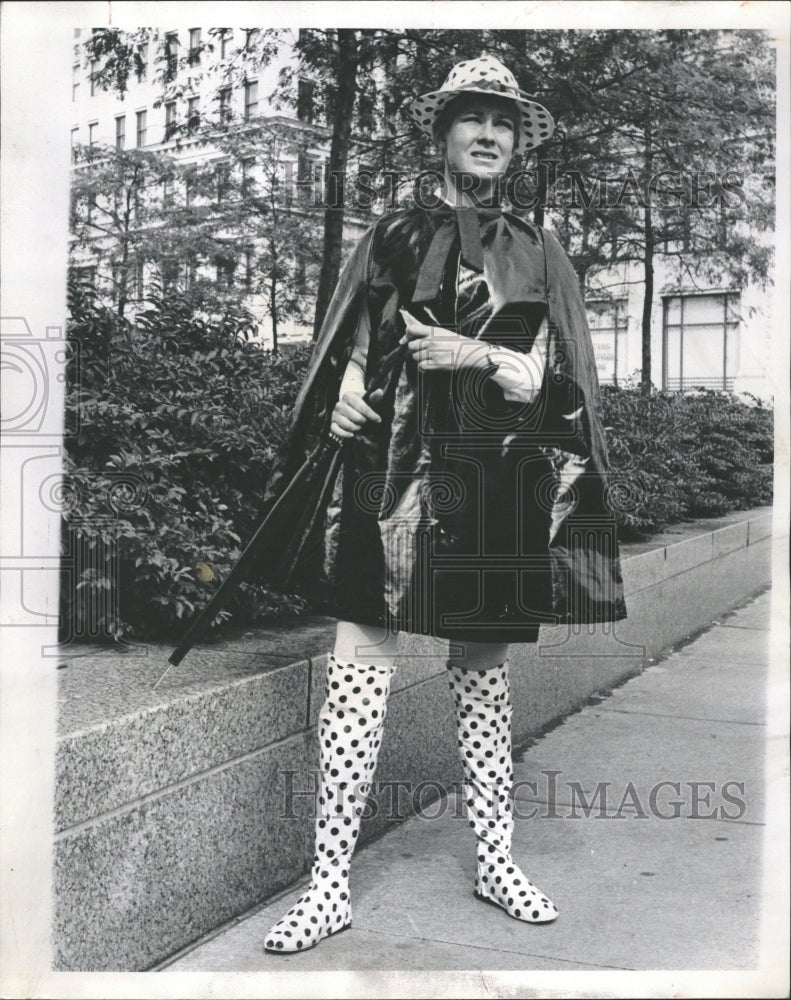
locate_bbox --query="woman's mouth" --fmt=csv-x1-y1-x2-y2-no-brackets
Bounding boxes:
471,150,498,161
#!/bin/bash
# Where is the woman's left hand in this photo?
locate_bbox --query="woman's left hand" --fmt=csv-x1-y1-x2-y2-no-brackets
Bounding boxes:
400,309,487,372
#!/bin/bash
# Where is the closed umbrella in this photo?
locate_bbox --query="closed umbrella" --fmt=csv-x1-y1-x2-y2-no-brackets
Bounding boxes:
160,334,412,685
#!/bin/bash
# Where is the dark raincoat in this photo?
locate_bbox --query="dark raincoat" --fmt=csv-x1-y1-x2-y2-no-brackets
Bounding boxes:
255,204,627,642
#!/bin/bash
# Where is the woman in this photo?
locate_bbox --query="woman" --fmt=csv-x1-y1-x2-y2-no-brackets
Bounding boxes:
263,54,626,953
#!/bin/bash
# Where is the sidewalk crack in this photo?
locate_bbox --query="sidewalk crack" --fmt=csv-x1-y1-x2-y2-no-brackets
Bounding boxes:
597,706,765,726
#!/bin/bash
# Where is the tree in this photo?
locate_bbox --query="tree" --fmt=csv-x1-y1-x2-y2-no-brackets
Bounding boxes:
517,29,775,394
177,117,324,351
70,144,181,322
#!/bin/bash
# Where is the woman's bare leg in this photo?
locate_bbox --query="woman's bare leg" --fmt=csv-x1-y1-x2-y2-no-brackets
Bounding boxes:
446,639,510,672
334,619,400,665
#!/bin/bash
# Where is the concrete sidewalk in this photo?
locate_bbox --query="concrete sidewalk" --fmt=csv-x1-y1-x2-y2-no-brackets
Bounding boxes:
164,589,774,975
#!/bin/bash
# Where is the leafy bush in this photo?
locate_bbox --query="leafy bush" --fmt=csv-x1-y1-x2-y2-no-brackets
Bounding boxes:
62,280,774,640
601,380,773,539
61,277,312,642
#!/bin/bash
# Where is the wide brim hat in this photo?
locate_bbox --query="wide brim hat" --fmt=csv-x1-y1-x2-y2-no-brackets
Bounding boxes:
407,53,555,155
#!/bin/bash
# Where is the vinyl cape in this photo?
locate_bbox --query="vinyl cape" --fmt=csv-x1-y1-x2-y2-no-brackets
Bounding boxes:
247,204,627,640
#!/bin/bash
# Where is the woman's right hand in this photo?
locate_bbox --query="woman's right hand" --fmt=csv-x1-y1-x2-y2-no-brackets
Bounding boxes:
330,388,384,439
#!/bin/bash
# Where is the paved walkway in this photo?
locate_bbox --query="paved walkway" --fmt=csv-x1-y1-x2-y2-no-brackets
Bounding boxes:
165,590,785,990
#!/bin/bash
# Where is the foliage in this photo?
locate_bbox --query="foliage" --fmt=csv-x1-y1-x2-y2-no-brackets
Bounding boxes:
601,380,773,538
61,275,312,642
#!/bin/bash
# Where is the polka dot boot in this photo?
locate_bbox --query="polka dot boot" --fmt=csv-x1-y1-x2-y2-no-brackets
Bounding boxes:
264,653,395,953
447,660,558,924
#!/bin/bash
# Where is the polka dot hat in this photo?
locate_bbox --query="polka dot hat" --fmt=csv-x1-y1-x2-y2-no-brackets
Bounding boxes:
407,53,554,155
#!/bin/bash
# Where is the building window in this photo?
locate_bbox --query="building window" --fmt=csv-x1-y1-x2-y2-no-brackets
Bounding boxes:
220,28,232,60
244,29,259,51
188,28,201,65
358,85,376,132
297,79,315,123
164,32,179,81
296,153,318,206
187,96,200,134
133,261,145,300
161,259,179,291
72,63,80,102
216,255,235,290
70,127,79,163
115,115,125,150
136,110,147,147
165,101,178,140
185,255,197,289
90,60,100,96
86,192,97,224
586,299,628,386
241,157,254,197
88,122,98,147
219,87,232,123
217,162,231,203
243,248,254,289
74,265,97,287
244,79,258,120
136,43,148,83
662,292,740,392
324,84,337,125
162,177,174,208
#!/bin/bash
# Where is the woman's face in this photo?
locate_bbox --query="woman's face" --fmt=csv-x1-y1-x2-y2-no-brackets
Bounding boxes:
441,95,517,194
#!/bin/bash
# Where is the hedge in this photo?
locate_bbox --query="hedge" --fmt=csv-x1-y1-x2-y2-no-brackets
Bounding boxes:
61,280,773,642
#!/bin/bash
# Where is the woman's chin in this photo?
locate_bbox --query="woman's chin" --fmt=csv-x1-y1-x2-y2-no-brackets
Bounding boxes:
449,167,504,197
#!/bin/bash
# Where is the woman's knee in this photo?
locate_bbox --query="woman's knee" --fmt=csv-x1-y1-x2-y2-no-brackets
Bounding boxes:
334,620,400,664
447,640,510,672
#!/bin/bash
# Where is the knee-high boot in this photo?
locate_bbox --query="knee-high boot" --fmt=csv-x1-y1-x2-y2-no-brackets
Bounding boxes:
447,660,558,923
264,652,395,952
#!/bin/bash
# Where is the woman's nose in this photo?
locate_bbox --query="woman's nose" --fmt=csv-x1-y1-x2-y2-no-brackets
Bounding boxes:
479,117,497,142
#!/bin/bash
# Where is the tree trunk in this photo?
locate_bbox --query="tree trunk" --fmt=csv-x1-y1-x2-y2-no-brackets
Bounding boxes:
312,29,358,340
269,257,279,354
116,191,133,322
641,125,654,397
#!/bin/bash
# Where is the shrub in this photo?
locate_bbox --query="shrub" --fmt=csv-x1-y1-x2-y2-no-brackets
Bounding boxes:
601,380,773,539
61,277,312,642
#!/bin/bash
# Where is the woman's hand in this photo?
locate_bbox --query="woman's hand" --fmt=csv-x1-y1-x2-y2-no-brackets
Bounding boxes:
330,388,384,439
400,309,488,372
